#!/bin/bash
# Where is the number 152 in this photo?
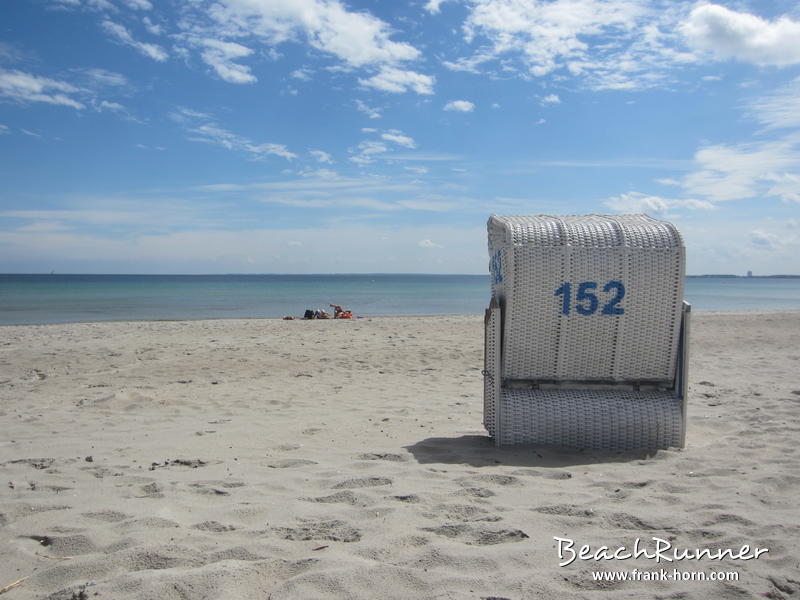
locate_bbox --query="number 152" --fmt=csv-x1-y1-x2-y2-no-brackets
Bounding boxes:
554,281,625,316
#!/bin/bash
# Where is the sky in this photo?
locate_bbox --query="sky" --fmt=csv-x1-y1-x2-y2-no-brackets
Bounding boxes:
1,0,799,275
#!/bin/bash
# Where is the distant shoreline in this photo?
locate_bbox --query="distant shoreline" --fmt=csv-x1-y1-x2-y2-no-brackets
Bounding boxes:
4,309,800,328
1,273,799,278
686,274,800,279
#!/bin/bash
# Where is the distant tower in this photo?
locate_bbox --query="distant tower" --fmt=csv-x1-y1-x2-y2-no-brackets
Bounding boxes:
747,270,753,278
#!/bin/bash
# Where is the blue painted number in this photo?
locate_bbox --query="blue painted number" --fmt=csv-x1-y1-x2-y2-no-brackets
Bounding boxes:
602,280,625,315
576,281,598,315
490,251,503,284
554,280,625,316
554,282,571,315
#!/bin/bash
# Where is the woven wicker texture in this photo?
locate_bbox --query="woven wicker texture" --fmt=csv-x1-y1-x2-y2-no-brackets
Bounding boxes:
482,308,500,437
488,214,684,382
497,388,683,449
488,214,682,251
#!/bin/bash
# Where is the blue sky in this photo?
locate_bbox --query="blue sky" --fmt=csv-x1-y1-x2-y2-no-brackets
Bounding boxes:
1,0,799,274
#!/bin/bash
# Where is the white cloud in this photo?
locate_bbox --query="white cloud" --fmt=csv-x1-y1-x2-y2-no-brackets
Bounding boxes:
101,20,167,62
766,173,800,204
97,100,124,112
350,140,389,164
143,16,162,35
604,191,714,214
207,0,420,67
418,239,442,248
178,110,296,160
310,149,333,163
748,78,800,130
749,228,780,250
0,68,85,109
299,167,337,179
79,68,128,88
200,39,256,84
682,4,800,66
123,0,152,9
0,124,8,134
684,140,800,203
381,132,416,148
358,140,388,155
356,99,381,119
0,223,487,274
541,93,560,105
424,0,450,14
444,100,475,112
189,124,297,160
359,66,434,95
16,221,69,232
447,0,699,90
171,107,214,122
1,209,145,225
291,68,312,80
86,0,116,10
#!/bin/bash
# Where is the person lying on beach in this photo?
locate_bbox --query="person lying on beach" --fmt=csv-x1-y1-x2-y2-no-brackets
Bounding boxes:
330,304,353,319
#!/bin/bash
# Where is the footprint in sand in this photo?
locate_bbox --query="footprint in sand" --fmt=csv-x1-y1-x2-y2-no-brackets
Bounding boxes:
192,520,236,532
266,459,318,469
390,494,422,503
272,519,362,543
423,503,501,523
81,510,131,522
6,457,55,470
453,487,495,499
356,452,407,462
332,477,392,489
304,491,364,506
604,512,660,531
137,482,164,498
420,523,528,545
117,517,180,530
533,505,594,518
22,533,97,557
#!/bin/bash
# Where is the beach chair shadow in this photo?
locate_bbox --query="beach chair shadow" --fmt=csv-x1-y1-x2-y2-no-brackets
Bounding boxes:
404,435,661,468
483,214,690,451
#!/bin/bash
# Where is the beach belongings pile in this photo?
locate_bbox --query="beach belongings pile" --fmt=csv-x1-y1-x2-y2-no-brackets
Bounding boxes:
301,304,353,320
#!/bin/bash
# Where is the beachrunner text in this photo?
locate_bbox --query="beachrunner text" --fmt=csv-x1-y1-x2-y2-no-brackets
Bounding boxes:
555,536,768,567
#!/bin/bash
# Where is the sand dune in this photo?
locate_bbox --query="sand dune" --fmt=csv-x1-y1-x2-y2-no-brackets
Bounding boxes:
1,312,799,599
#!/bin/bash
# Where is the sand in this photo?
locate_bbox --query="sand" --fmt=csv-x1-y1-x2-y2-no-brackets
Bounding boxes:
1,312,799,599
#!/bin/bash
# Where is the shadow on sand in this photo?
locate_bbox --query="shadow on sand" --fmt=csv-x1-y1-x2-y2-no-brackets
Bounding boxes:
404,435,669,468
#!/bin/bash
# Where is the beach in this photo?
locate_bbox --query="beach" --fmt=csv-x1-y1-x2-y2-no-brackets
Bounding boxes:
1,311,799,599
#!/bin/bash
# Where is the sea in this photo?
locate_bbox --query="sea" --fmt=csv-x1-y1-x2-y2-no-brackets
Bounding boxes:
1,274,799,326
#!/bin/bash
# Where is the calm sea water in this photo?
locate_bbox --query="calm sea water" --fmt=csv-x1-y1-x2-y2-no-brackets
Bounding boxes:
1,274,799,325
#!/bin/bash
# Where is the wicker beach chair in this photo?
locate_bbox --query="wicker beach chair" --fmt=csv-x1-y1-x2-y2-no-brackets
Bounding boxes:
483,214,690,450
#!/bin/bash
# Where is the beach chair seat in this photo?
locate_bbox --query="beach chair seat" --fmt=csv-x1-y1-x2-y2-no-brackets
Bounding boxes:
483,214,690,450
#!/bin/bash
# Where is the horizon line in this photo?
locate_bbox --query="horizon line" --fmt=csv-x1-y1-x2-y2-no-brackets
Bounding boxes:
2,272,799,278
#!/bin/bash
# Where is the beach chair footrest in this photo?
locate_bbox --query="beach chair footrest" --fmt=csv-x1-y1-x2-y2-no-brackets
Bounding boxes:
495,388,682,450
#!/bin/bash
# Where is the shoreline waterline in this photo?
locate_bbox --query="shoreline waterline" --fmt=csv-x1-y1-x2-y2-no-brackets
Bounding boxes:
3,309,800,329
2,273,800,325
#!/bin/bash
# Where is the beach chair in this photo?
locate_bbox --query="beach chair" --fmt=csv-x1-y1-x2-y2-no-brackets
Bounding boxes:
483,214,690,450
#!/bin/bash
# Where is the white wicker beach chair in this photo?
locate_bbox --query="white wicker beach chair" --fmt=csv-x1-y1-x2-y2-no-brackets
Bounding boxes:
483,214,690,450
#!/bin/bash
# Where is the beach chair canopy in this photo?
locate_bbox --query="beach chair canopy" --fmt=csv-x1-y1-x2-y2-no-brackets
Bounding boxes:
483,214,690,450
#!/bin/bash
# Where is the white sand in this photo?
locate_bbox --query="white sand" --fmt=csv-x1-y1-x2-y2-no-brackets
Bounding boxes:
1,312,799,599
